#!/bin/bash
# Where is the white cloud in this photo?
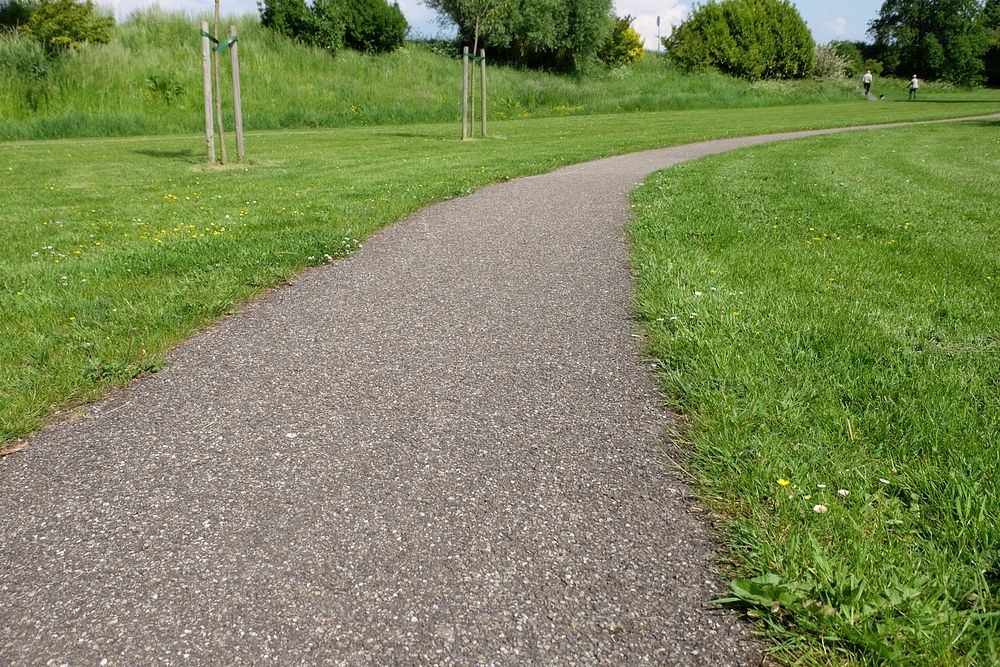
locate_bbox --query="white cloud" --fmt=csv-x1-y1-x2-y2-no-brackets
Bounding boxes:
821,17,849,40
615,0,688,51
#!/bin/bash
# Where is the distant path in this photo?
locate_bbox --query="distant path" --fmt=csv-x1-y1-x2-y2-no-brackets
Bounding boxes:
2,114,997,665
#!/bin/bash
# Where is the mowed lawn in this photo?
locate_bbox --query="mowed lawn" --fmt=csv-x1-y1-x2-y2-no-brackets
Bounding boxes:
3,99,997,446
629,119,999,664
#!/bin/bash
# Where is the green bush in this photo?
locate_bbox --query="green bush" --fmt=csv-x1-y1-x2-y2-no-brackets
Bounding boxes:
829,40,863,77
664,0,814,80
598,14,644,68
259,0,344,52
813,42,848,79
21,0,112,51
0,0,37,29
340,0,406,53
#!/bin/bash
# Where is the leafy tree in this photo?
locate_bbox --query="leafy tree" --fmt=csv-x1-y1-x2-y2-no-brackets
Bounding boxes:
260,0,315,40
0,0,37,30
663,0,814,80
20,0,111,51
425,0,513,58
598,14,644,67
813,43,849,79
308,0,347,52
984,0,1000,85
260,0,405,54
428,0,613,72
830,40,864,77
868,0,988,85
260,0,339,49
340,0,407,53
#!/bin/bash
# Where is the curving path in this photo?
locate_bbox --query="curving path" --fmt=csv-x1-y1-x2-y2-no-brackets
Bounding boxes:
2,117,995,665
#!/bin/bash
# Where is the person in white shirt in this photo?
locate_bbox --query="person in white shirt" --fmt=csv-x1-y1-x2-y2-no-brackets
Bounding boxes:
909,75,919,99
863,70,873,96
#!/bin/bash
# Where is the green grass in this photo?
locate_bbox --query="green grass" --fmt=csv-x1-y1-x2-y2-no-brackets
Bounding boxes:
629,120,1000,664
2,9,987,141
2,101,995,446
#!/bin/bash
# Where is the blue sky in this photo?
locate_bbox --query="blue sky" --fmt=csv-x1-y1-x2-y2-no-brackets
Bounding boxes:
99,0,885,50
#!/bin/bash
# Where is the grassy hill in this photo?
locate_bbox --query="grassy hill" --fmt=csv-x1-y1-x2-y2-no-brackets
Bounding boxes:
0,9,880,141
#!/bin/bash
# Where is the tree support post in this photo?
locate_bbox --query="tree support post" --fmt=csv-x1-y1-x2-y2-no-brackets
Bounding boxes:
229,25,245,161
201,21,215,164
479,49,487,138
461,47,469,140
211,7,227,164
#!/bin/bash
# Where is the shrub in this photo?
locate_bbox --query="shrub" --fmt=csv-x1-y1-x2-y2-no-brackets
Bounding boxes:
144,73,182,104
259,0,344,52
664,0,814,80
20,0,112,52
813,42,848,79
598,14,644,67
829,40,863,77
0,0,37,29
340,0,406,53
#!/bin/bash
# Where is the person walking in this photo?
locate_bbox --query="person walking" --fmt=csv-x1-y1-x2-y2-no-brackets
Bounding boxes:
908,74,919,100
863,70,873,96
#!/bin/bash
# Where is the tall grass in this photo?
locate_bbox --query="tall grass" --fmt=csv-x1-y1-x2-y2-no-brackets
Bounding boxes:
0,9,883,140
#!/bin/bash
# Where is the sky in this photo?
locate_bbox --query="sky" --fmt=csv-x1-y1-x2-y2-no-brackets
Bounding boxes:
98,0,886,51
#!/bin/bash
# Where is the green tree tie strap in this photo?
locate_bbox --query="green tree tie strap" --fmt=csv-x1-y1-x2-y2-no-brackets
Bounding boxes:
200,31,238,51
215,36,238,52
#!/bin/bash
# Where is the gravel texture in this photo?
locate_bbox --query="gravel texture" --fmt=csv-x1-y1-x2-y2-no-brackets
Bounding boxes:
3,119,993,665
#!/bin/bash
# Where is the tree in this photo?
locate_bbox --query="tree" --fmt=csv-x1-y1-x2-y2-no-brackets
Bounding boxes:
663,0,814,80
260,0,343,51
0,0,37,30
425,0,512,58
868,0,989,85
830,40,864,77
20,0,111,51
598,14,643,67
426,0,613,72
984,0,1000,85
813,43,849,79
340,0,407,53
260,0,405,54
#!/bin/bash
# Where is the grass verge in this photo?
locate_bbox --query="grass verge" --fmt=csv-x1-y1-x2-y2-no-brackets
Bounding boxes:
628,120,999,664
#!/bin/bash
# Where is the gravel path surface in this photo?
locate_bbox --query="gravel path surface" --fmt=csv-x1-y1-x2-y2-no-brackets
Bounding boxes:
3,118,994,665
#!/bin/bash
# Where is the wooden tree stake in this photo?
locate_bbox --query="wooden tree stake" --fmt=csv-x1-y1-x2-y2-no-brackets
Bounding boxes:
201,21,215,163
480,49,487,138
461,47,469,140
212,2,227,164
229,25,245,161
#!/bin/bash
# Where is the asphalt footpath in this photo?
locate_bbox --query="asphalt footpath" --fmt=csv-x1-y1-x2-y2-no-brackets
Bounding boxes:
3,118,994,665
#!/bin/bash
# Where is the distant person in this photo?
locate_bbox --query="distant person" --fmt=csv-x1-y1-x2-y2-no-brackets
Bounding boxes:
909,75,919,100
863,70,873,96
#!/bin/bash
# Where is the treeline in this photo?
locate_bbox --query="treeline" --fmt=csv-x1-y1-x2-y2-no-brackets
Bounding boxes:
262,0,646,72
662,0,1000,86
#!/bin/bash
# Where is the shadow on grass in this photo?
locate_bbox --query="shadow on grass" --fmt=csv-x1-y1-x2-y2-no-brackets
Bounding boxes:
902,99,998,104
133,148,196,160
